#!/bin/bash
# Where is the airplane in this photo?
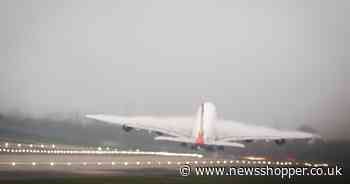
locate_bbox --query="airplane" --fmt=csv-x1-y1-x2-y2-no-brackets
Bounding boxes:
85,102,320,150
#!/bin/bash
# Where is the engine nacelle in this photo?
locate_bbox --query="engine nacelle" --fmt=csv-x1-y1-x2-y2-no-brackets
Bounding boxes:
275,139,286,146
244,139,254,143
122,125,133,132
154,131,163,136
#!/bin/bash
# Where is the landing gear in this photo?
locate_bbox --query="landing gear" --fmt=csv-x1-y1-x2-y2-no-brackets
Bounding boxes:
205,145,215,151
191,145,202,150
180,142,187,147
203,145,225,152
187,144,225,152
217,145,225,151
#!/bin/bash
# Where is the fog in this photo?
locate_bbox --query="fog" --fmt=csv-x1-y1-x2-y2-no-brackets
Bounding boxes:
0,0,349,140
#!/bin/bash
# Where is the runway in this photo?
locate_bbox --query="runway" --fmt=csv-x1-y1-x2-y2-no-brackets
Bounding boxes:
0,141,330,179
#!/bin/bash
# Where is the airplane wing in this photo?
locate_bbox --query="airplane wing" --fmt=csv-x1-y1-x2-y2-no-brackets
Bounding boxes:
85,114,193,138
215,120,320,142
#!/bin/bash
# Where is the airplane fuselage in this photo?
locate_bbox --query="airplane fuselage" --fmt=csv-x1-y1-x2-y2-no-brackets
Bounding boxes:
193,102,217,145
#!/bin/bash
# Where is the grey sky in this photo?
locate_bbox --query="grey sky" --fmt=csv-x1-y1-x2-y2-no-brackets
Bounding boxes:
0,0,349,139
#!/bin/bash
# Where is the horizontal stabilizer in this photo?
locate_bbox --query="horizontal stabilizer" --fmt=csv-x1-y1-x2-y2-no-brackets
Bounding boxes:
154,136,194,144
155,136,245,148
209,141,245,148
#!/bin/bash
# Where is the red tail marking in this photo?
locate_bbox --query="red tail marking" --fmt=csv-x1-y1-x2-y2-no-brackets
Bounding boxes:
195,132,204,145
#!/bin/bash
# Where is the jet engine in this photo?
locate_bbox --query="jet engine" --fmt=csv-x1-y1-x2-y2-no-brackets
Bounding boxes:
154,131,163,136
122,125,133,132
274,139,286,145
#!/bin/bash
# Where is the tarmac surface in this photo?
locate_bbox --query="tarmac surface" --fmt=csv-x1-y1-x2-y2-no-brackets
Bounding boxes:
0,141,331,180
0,142,204,179
0,154,198,179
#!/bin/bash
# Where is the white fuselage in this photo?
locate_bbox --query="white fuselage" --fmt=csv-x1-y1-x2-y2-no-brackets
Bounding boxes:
192,102,217,145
